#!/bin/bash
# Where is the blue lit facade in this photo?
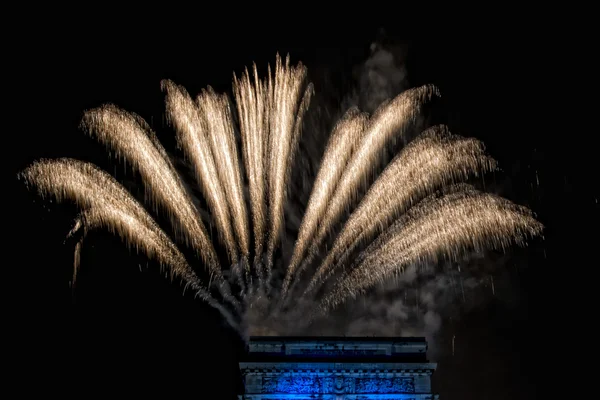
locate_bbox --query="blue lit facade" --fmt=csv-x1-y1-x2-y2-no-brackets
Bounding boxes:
239,337,440,399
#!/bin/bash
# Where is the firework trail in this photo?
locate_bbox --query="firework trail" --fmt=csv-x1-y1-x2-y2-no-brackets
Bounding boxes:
286,85,440,290
21,54,543,335
233,66,269,280
264,55,312,286
304,126,498,297
318,188,543,314
21,159,192,282
198,88,251,266
162,80,239,264
81,105,221,278
21,159,241,324
281,108,368,299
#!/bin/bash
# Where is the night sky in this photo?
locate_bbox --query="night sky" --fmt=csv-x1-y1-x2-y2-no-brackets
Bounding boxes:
13,24,587,399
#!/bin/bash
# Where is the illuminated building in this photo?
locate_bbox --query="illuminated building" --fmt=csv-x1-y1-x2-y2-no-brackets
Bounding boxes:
239,336,440,399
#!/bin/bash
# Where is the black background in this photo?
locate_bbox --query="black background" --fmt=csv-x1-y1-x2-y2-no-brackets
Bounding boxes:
11,21,589,399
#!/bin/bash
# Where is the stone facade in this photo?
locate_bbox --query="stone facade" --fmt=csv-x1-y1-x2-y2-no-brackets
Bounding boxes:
239,337,439,399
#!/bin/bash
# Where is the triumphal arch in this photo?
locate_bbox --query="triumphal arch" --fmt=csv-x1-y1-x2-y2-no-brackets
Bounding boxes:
239,336,439,399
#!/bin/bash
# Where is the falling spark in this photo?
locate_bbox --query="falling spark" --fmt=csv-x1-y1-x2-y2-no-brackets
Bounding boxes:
233,65,269,279
81,105,221,276
304,125,498,296
21,55,543,336
162,80,239,264
318,188,543,313
452,335,456,356
265,55,312,283
292,85,440,284
197,87,251,262
490,276,495,295
20,160,209,296
281,108,368,299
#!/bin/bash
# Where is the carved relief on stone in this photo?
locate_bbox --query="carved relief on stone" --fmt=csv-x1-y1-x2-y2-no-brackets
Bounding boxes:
354,377,415,393
354,397,416,400
259,374,415,394
334,374,344,393
261,376,323,394
247,397,416,400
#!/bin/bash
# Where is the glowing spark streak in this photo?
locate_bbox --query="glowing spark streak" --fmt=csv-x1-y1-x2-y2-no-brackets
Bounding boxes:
198,88,250,262
20,159,206,294
75,207,241,328
20,55,545,336
286,83,314,208
293,85,440,281
305,126,498,296
233,65,269,277
265,55,310,277
81,105,221,276
280,108,367,299
319,190,543,313
162,81,239,263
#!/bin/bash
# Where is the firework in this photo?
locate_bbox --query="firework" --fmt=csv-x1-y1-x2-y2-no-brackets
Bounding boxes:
20,54,542,333
303,125,499,298
317,187,543,314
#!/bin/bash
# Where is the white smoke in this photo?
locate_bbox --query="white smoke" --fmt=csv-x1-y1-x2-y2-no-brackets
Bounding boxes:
342,41,410,114
245,250,518,363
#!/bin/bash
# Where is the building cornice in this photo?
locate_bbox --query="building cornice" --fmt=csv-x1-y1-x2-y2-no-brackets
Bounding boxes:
239,362,438,373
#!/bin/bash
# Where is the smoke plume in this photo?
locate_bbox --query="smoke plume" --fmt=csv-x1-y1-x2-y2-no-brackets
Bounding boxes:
343,40,410,113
